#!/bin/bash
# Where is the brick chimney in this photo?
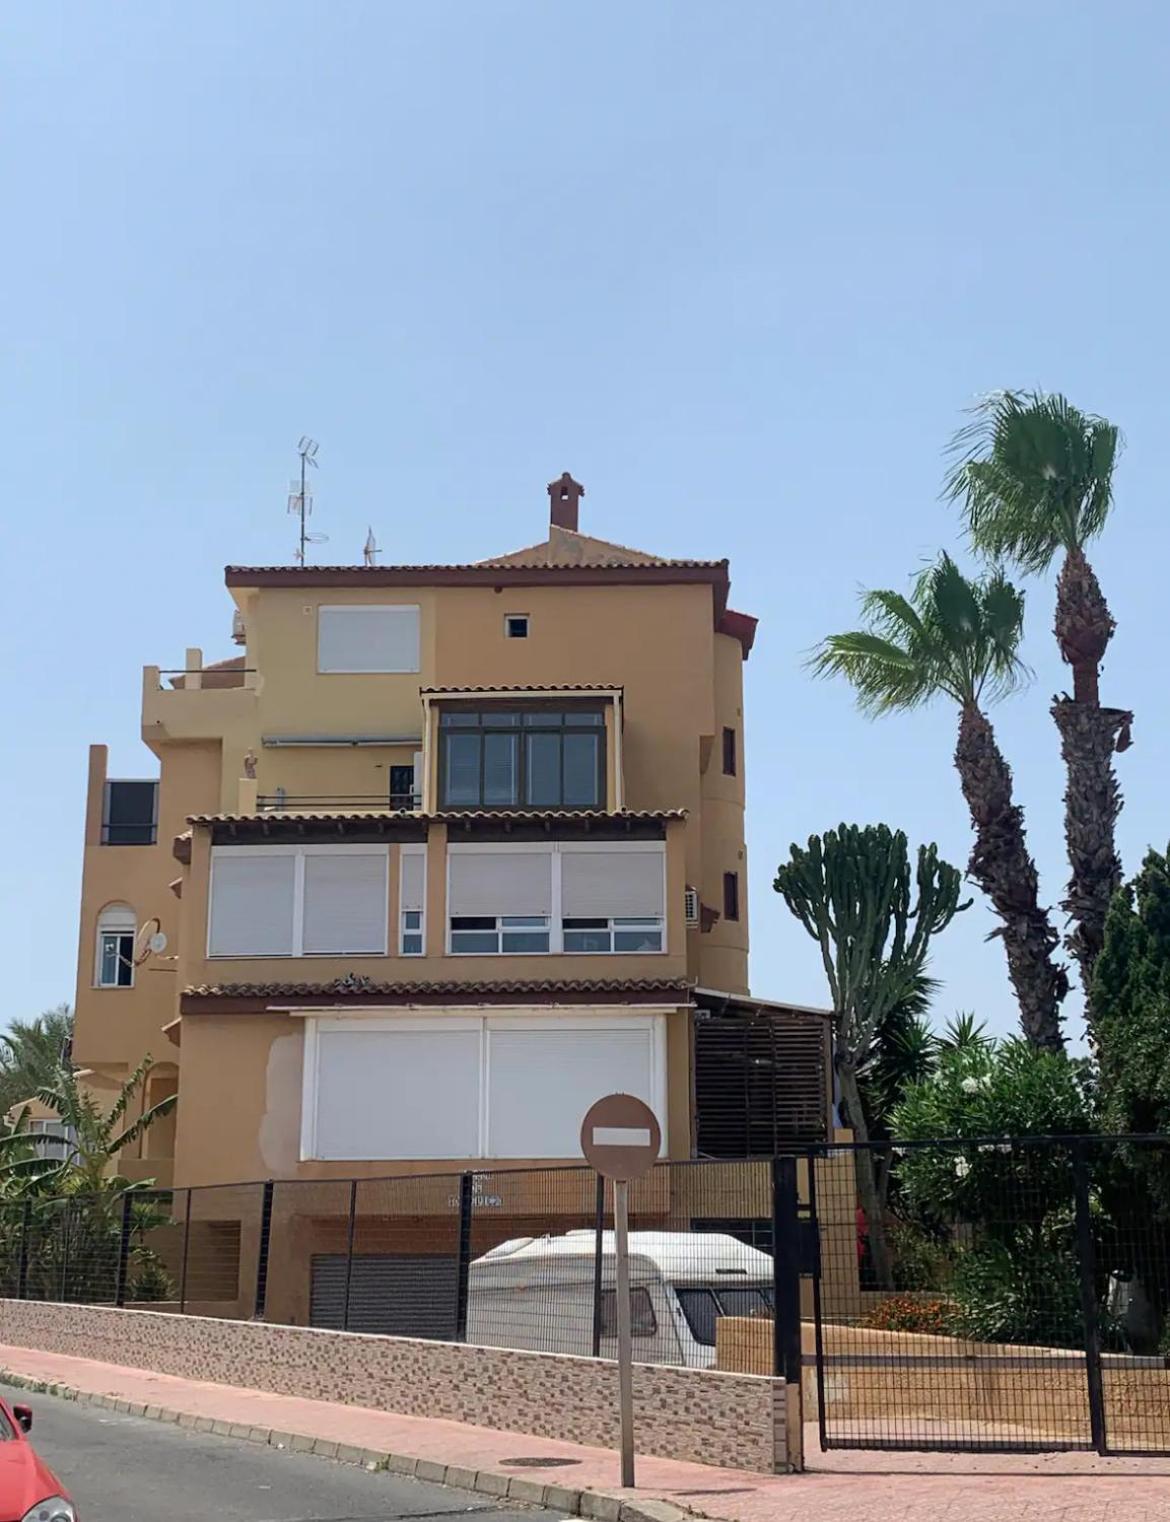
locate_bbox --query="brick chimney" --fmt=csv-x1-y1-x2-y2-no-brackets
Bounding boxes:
547,471,584,533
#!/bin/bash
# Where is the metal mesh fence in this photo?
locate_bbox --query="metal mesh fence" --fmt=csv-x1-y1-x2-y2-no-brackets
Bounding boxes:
806,1137,1170,1457
0,1137,1166,1459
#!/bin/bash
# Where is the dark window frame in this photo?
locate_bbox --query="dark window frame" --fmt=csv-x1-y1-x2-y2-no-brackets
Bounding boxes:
389,764,416,808
102,779,159,846
722,726,737,777
504,614,530,639
723,870,740,922
438,704,606,810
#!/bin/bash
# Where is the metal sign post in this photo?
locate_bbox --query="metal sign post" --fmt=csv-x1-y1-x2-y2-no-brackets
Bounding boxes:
580,1093,662,1491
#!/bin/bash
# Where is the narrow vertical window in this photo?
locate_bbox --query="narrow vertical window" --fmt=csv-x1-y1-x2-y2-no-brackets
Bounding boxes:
723,871,740,923
722,727,737,777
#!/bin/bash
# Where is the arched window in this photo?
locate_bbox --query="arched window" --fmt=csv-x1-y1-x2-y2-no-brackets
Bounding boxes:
95,904,136,988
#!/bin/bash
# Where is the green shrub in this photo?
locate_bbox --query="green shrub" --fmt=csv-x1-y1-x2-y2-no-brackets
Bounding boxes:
947,1240,1083,1349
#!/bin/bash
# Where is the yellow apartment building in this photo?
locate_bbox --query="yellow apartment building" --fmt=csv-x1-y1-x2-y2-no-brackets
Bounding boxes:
72,475,830,1257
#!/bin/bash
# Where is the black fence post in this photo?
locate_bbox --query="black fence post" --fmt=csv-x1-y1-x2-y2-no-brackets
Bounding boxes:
771,1154,802,1384
341,1179,358,1332
591,1172,605,1357
58,1203,72,1304
178,1189,193,1315
114,1194,134,1308
16,1200,31,1301
453,1173,474,1341
1072,1141,1108,1455
253,1180,275,1320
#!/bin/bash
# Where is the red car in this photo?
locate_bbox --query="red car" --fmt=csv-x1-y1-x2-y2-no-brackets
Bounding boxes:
0,1399,75,1521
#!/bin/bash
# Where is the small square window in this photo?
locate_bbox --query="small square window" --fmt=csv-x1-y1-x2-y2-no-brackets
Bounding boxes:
505,614,529,639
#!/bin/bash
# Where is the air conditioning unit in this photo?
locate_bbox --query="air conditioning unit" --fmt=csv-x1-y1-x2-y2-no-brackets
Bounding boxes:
684,886,700,926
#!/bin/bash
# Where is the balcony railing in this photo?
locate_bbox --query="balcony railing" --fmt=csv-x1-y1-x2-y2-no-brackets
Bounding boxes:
256,793,421,812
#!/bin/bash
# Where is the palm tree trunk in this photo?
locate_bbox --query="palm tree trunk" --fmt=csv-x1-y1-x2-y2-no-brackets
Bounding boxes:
836,1057,894,1290
1052,548,1131,992
955,702,1069,1052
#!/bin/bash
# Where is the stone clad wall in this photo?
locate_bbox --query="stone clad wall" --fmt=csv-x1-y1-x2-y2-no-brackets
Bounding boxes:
0,1300,790,1473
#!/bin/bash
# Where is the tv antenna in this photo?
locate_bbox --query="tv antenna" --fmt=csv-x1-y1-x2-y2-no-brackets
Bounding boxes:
288,437,328,565
363,526,380,566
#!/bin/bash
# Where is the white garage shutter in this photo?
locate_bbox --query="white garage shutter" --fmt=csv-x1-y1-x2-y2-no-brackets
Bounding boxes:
317,606,420,673
312,1027,481,1159
208,852,296,956
560,847,665,920
302,851,388,954
486,1024,659,1158
448,849,553,918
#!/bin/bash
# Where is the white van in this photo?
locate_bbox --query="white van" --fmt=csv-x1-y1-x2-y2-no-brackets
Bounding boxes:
466,1229,774,1368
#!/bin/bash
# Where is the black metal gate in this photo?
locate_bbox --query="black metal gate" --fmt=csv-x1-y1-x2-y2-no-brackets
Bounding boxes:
803,1137,1170,1457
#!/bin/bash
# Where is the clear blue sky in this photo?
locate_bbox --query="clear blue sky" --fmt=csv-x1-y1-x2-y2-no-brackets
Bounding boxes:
4,2,1168,1044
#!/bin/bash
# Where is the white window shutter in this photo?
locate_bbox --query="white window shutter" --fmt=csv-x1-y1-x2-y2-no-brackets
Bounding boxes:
302,852,388,954
560,847,665,920
448,849,553,918
209,853,296,956
317,606,420,673
400,846,426,912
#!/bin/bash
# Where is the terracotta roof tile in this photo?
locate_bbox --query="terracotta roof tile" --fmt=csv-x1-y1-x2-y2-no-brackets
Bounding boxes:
188,808,685,826
181,976,693,1007
419,683,621,695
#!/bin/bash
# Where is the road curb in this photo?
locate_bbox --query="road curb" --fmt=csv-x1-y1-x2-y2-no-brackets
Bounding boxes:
0,1367,698,1522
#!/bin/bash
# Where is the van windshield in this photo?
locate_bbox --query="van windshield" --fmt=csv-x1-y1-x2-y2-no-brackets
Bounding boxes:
675,1286,773,1347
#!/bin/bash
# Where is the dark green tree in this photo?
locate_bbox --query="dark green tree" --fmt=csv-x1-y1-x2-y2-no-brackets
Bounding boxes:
1092,846,1170,1209
0,1005,73,1118
774,823,968,1285
946,391,1130,989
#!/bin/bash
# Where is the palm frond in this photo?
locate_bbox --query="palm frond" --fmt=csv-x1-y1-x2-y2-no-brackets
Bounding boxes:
809,632,934,715
945,389,1121,571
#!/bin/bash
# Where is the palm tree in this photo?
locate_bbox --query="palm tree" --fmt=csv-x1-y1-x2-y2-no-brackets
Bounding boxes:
945,391,1130,988
0,1005,73,1117
35,1054,176,1196
813,552,1069,1051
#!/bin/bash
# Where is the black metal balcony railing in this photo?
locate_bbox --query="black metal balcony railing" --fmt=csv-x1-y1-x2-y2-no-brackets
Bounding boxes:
256,793,420,812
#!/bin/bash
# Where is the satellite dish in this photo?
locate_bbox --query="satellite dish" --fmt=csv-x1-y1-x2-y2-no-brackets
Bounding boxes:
134,917,167,966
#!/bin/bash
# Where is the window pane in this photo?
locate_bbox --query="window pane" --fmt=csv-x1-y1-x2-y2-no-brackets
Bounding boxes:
563,711,604,726
522,711,561,726
483,733,519,805
104,780,157,845
443,733,482,805
614,928,663,952
450,930,499,954
562,733,600,805
502,915,548,928
486,712,522,728
441,712,480,727
403,911,421,930
402,934,423,955
524,733,561,805
116,935,134,986
717,1289,773,1320
99,935,120,987
599,1286,657,1338
675,1288,718,1346
451,916,496,930
501,931,550,953
564,930,612,953
563,917,607,930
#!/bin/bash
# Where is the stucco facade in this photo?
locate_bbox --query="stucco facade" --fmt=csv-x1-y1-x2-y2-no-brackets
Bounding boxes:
72,478,798,1195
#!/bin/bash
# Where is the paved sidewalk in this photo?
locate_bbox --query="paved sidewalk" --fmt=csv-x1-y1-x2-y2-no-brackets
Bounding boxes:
1,1344,1168,1521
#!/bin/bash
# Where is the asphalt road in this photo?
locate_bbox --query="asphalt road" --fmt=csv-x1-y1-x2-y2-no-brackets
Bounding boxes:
13,1390,560,1522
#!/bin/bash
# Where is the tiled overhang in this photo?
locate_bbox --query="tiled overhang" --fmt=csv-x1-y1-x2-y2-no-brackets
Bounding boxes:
180,976,694,1015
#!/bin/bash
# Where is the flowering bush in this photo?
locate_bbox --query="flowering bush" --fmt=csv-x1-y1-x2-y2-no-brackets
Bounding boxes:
864,1295,952,1336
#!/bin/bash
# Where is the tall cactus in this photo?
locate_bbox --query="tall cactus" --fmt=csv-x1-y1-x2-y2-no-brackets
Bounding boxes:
775,824,968,1286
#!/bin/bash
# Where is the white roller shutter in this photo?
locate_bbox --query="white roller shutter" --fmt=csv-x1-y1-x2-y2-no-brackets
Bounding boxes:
400,847,426,911
561,847,665,920
209,852,296,956
317,606,420,673
448,849,553,917
486,1024,659,1158
302,851,388,954
312,1027,480,1159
